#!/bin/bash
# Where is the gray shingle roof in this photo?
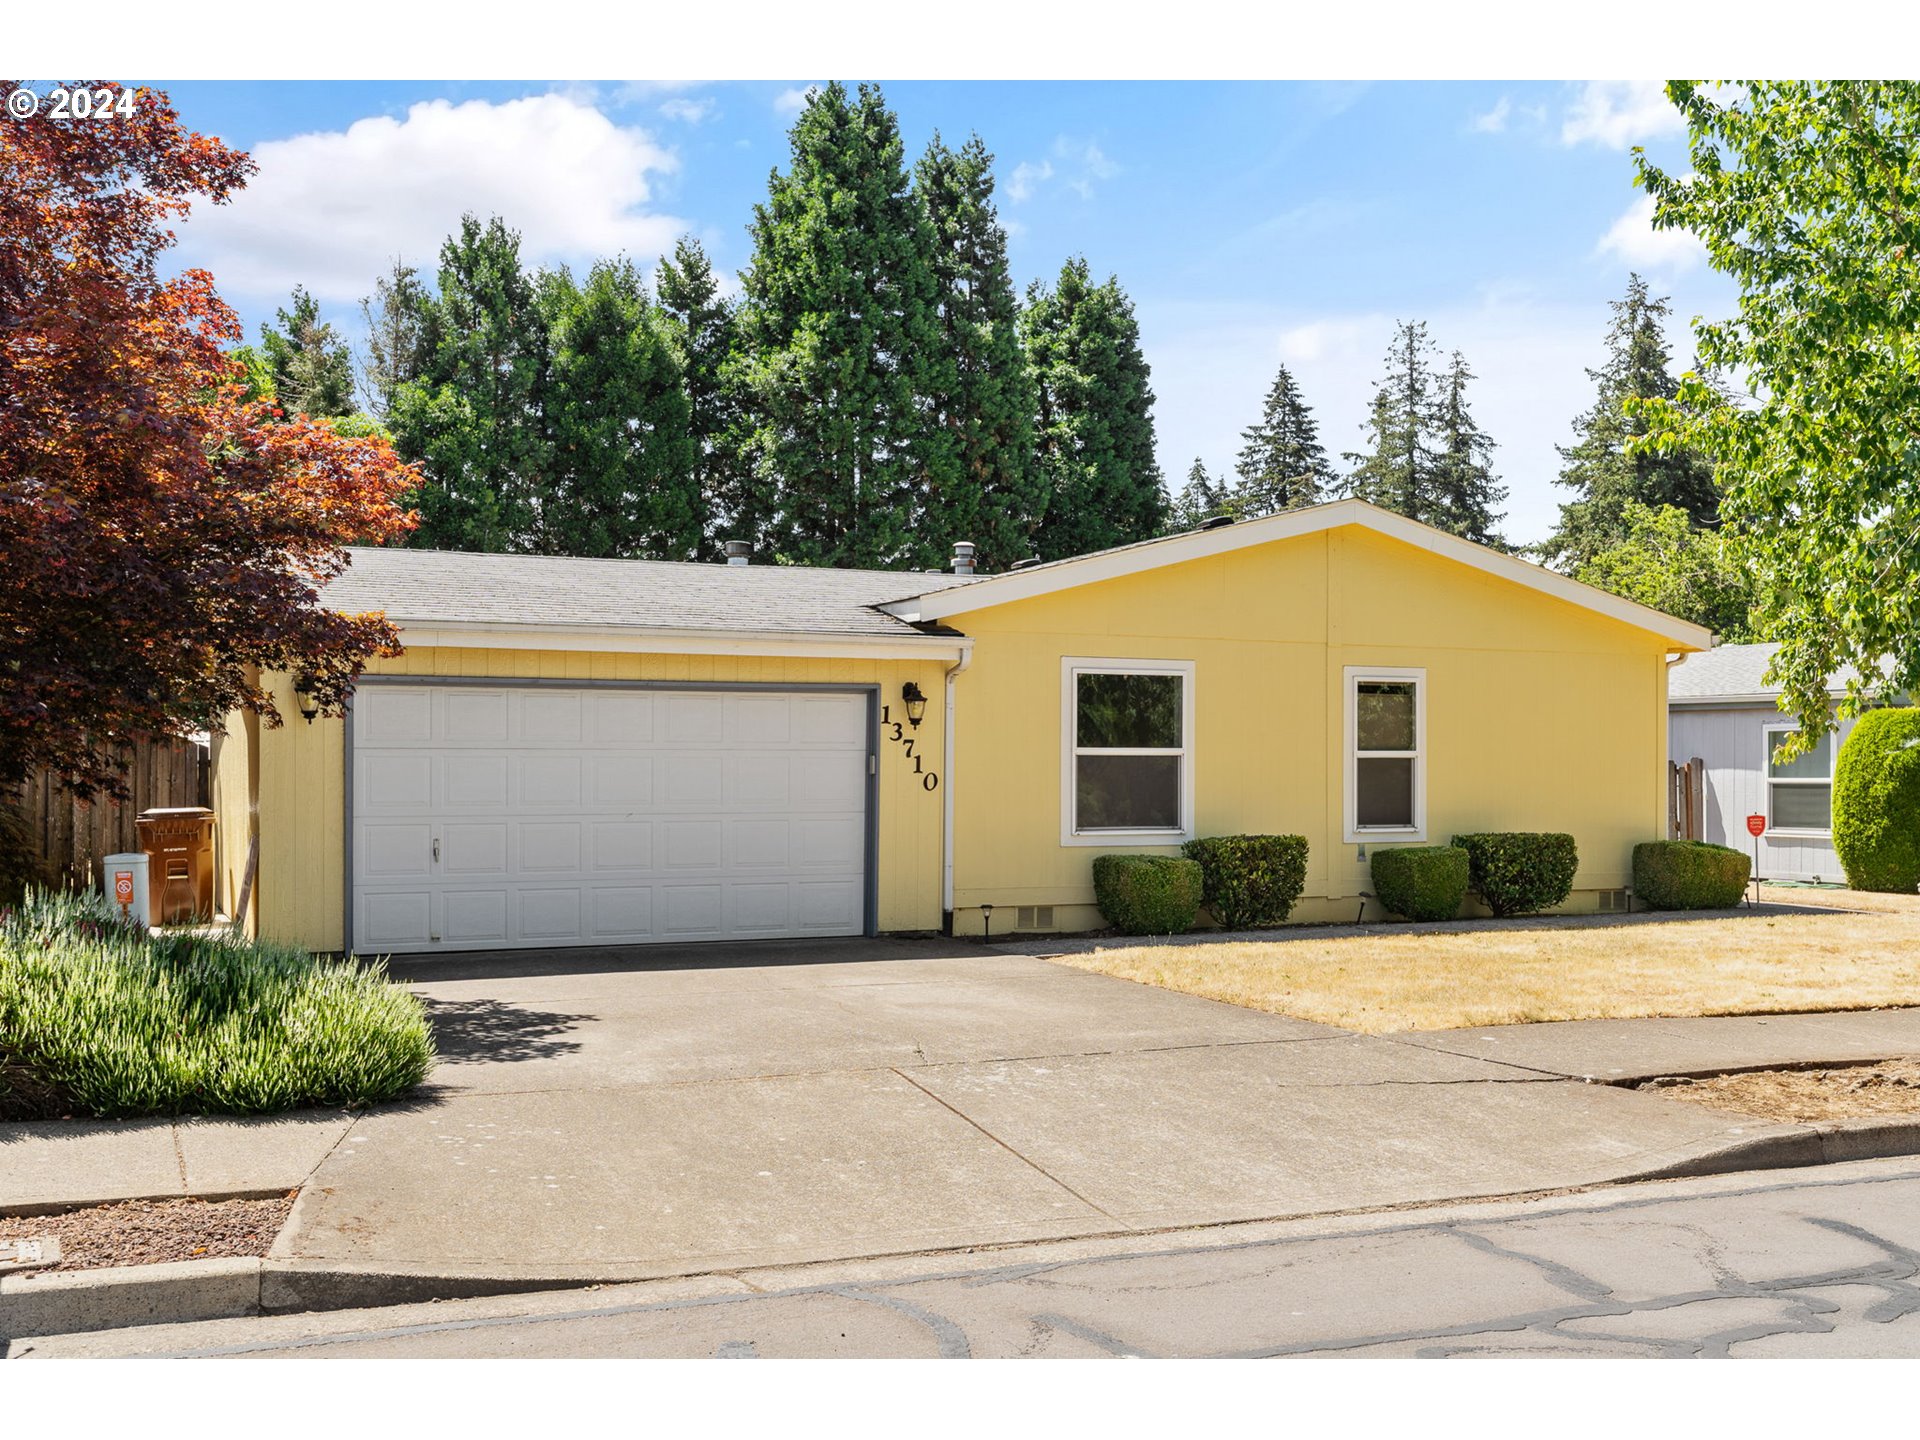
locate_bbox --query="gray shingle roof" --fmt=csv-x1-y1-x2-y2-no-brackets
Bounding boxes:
324,547,981,639
1669,642,1865,703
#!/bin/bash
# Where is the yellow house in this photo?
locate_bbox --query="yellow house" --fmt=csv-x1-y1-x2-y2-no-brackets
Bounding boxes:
211,500,1709,953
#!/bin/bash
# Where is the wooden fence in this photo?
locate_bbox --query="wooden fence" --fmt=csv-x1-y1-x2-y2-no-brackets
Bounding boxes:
1669,756,1706,842
7,737,210,891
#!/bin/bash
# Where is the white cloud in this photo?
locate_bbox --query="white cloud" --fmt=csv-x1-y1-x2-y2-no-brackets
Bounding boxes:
1561,80,1685,148
659,96,716,125
1471,96,1512,134
1006,137,1118,204
1007,159,1052,203
773,85,819,116
1596,193,1706,272
175,95,686,305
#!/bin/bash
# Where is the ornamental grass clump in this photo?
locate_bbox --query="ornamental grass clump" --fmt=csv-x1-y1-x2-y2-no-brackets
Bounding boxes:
0,889,433,1120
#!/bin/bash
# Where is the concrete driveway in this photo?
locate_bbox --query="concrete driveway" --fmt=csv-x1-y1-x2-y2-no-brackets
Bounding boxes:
258,937,1796,1285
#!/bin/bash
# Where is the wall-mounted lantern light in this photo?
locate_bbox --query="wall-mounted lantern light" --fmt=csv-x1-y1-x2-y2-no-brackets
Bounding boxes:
293,675,321,724
901,681,928,729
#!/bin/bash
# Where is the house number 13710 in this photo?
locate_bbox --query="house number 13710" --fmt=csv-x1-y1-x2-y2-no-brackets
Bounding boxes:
880,705,940,791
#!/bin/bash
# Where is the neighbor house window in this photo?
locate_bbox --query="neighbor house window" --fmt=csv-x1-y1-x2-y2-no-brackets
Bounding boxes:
1765,725,1832,833
1345,667,1425,841
1061,659,1194,843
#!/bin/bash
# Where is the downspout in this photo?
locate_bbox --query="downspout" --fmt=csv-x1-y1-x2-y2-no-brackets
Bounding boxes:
941,642,974,933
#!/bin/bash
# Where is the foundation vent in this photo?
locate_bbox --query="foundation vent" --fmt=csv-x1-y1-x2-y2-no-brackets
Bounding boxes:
1016,905,1056,931
1595,889,1630,913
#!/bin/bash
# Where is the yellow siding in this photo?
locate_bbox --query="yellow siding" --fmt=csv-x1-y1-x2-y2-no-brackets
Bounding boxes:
942,525,1674,933
242,647,950,952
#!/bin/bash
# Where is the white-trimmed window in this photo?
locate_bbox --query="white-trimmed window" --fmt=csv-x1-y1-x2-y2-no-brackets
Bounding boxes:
1061,658,1195,844
1765,724,1833,834
1344,666,1425,842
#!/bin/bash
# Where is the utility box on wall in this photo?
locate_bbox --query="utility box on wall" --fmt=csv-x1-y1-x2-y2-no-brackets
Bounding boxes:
136,806,216,924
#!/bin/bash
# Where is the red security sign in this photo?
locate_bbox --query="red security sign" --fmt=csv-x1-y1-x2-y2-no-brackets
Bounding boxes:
113,870,135,906
1746,814,1767,838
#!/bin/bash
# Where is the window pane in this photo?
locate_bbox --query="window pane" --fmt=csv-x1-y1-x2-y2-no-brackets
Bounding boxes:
1076,754,1180,830
1356,756,1415,828
1768,731,1831,781
1356,682,1416,752
1077,673,1183,749
1771,783,1831,830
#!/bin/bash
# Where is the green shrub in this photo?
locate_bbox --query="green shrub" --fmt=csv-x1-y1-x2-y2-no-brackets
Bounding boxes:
1091,855,1204,935
1633,840,1749,910
0,889,434,1120
1832,707,1920,893
1180,834,1309,929
1450,832,1579,917
1370,845,1469,922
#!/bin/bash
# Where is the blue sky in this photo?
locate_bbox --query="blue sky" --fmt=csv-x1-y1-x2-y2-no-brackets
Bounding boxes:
158,79,1734,546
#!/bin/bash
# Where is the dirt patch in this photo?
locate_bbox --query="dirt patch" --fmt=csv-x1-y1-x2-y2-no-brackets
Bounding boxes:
1635,1059,1920,1124
0,1194,295,1273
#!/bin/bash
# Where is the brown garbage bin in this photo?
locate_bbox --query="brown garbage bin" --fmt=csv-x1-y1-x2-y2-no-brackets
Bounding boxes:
137,807,216,925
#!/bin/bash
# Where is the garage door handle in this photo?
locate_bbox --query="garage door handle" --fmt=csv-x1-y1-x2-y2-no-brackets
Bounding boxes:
432,838,440,862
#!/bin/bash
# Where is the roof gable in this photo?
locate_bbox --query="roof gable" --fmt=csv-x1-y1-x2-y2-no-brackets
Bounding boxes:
879,499,1712,650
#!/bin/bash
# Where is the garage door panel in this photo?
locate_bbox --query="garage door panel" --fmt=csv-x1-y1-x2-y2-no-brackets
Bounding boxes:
519,755,583,808
352,685,869,953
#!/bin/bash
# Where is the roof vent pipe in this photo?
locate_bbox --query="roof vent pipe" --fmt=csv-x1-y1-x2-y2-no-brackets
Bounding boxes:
724,540,752,567
952,541,977,576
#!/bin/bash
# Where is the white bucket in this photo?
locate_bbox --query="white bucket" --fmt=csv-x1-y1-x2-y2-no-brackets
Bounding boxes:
102,852,151,929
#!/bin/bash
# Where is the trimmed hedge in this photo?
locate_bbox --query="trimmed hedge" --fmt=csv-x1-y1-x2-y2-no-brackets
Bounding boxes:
1180,834,1309,929
1832,707,1920,894
1451,832,1579,917
1633,840,1749,910
1091,855,1203,935
1370,845,1469,922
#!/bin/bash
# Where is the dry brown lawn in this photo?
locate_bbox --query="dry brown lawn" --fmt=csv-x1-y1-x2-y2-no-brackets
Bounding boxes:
1756,884,1920,915
1055,910,1920,1034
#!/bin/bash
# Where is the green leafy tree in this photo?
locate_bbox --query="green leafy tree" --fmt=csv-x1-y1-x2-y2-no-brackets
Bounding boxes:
258,285,355,418
656,235,752,557
1430,350,1507,547
536,259,701,559
914,132,1046,571
357,258,431,422
1544,274,1718,571
735,81,955,568
1575,501,1757,640
1631,81,1920,750
1169,457,1234,531
1024,256,1166,559
388,215,551,552
229,343,275,405
1234,361,1332,513
1343,320,1440,522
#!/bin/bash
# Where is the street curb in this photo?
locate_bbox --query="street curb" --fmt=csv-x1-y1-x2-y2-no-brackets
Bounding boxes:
10,1114,1920,1340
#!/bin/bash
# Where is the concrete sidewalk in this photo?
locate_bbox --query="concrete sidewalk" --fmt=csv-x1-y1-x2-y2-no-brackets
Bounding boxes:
4,938,1917,1295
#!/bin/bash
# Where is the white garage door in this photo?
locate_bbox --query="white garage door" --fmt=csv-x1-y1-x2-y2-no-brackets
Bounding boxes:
350,685,870,954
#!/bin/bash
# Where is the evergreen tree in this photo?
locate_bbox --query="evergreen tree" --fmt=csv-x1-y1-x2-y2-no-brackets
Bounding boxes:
1023,256,1166,559
656,235,752,558
1169,457,1232,530
913,132,1046,571
536,259,701,560
1343,319,1440,522
1542,273,1719,571
1234,362,1332,513
258,285,355,418
1430,350,1508,547
388,215,551,552
734,81,956,568
357,258,431,422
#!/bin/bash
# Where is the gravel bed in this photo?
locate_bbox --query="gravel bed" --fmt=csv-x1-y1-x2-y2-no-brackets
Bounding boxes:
0,1194,295,1273
1637,1058,1920,1124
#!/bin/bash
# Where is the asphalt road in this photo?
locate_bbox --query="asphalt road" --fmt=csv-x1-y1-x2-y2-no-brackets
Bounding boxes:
18,1156,1920,1358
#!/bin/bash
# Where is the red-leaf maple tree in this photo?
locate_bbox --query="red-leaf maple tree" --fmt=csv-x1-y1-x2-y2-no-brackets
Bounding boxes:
0,83,418,798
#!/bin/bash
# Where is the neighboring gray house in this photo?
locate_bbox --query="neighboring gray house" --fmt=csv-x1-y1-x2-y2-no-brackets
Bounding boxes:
1667,643,1859,882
